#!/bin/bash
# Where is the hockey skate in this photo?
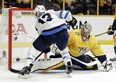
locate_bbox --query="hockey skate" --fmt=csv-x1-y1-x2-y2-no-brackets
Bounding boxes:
18,64,33,79
110,56,116,62
66,62,73,76
109,56,116,69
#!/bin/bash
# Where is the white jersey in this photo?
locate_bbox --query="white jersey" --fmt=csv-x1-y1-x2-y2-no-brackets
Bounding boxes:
35,10,73,35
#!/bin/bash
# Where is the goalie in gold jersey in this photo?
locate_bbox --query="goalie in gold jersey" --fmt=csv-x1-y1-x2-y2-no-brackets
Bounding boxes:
29,22,113,72
51,22,113,71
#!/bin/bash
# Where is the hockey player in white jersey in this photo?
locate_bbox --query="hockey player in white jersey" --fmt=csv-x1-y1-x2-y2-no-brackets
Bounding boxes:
18,5,77,78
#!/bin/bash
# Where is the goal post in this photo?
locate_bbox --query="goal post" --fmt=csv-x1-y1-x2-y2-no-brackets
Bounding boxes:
0,8,40,70
8,8,37,70
8,8,33,70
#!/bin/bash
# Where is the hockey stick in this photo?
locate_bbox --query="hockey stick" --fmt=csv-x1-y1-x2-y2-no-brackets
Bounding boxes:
71,56,98,66
21,33,35,40
9,50,45,73
10,33,37,73
95,31,108,37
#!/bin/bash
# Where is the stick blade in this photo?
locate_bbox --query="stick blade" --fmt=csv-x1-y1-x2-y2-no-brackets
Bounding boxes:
9,68,20,73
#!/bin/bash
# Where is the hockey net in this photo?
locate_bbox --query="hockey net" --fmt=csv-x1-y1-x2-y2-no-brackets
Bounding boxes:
0,8,39,70
0,8,64,72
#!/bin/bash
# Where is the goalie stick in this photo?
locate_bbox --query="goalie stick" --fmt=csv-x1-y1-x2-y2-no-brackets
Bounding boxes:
71,56,98,66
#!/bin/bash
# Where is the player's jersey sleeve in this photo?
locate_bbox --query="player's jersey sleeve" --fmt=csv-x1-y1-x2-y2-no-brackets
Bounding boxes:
90,35,105,56
55,10,73,22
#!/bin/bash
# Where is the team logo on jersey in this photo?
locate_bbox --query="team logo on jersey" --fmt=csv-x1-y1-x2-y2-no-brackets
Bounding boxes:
78,47,89,54
75,32,80,36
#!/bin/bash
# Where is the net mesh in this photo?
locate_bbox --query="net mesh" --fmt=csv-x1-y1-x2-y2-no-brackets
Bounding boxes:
0,8,38,70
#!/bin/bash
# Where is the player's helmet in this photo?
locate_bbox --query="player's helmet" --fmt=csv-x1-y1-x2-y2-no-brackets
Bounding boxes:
81,23,92,41
34,5,45,18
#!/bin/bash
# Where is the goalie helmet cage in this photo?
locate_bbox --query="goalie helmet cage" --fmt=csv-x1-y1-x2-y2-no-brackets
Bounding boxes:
8,8,34,70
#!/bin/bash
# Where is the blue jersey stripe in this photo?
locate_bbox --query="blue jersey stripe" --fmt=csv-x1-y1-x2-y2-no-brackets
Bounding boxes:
41,25,67,35
60,10,63,19
64,11,69,19
60,10,69,19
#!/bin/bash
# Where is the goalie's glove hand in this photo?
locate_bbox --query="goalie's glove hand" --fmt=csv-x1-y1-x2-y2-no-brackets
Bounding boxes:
101,60,113,72
66,16,77,28
107,25,114,35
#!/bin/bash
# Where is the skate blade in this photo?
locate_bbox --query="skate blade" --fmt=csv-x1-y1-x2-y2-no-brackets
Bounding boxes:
66,73,72,78
18,74,29,79
110,57,116,62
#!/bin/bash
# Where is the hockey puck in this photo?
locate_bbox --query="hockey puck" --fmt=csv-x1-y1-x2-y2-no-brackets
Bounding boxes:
16,58,20,62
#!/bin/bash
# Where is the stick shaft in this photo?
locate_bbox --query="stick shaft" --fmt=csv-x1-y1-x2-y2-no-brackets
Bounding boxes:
71,56,98,66
95,31,107,37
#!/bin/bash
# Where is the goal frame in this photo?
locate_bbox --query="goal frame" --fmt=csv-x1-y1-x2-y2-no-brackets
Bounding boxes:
8,8,34,70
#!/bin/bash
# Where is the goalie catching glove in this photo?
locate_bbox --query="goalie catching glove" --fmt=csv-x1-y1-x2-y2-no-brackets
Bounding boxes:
101,60,113,72
66,16,77,28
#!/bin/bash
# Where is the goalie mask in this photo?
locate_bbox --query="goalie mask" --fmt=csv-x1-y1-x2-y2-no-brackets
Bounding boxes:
34,5,45,18
81,23,92,41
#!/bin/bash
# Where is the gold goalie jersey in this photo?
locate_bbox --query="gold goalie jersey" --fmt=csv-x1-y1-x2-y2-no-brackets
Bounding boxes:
68,29,105,57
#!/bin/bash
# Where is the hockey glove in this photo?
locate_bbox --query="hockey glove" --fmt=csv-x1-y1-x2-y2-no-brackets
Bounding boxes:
107,25,114,35
66,16,77,28
101,60,113,72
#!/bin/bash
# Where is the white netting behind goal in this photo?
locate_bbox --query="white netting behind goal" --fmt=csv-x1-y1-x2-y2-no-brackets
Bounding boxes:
0,8,39,70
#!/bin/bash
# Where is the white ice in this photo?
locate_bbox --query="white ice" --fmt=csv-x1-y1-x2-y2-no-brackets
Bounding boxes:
0,45,116,82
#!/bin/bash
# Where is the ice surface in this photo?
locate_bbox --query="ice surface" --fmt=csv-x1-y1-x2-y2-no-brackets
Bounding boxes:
0,45,116,82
